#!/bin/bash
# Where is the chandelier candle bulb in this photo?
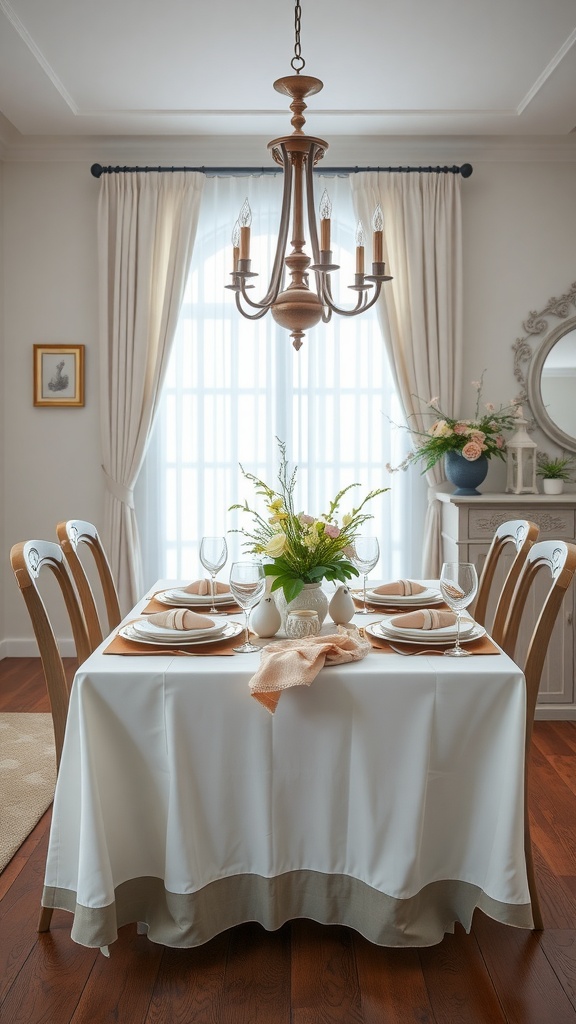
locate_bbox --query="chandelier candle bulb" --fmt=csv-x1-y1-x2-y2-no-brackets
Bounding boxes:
372,206,384,265
355,222,365,275
319,190,332,251
238,199,252,261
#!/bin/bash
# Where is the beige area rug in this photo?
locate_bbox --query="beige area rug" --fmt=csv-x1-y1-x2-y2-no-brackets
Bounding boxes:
0,713,56,872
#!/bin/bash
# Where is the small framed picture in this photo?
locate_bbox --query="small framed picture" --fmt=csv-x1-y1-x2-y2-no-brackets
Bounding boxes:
33,345,85,407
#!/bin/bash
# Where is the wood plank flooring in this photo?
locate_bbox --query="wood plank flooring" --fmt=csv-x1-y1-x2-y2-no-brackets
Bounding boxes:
1,657,575,1024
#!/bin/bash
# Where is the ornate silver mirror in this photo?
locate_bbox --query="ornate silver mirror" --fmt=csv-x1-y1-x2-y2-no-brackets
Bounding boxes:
513,282,576,454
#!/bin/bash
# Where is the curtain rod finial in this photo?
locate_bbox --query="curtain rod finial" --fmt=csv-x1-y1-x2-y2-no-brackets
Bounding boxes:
460,163,473,178
91,163,103,178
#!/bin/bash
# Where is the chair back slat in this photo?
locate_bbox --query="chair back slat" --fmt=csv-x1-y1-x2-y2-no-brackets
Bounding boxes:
10,539,91,768
474,519,539,644
57,519,121,652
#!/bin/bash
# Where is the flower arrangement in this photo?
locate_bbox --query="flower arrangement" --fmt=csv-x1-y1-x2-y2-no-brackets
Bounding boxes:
536,453,575,481
388,374,520,474
229,439,388,603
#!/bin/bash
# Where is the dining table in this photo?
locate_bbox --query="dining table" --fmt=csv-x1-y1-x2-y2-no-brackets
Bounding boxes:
41,580,534,952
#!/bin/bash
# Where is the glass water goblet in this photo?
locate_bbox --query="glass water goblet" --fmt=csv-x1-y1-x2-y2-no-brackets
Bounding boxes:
351,536,380,614
229,561,266,653
199,536,228,613
439,561,478,657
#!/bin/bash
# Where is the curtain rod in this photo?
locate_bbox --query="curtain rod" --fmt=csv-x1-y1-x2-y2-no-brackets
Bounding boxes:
90,162,473,179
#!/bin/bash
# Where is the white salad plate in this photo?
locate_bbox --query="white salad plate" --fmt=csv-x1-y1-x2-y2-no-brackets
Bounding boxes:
156,588,236,607
120,620,243,646
364,587,443,607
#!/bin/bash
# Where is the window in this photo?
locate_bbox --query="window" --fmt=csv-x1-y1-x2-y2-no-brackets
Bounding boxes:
137,174,425,587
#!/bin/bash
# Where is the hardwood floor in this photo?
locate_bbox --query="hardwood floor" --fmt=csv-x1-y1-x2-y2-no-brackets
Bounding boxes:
1,657,575,1024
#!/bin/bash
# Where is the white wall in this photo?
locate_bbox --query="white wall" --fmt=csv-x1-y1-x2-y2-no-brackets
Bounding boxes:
461,155,576,492
1,138,576,650
2,161,103,651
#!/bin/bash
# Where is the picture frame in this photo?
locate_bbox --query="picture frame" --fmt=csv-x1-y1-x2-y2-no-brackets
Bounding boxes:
33,344,85,407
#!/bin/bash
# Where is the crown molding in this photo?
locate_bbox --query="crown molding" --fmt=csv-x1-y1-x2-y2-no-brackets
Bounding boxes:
1,133,576,166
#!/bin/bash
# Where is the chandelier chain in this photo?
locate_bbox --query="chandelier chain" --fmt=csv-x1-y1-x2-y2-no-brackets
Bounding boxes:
291,0,305,72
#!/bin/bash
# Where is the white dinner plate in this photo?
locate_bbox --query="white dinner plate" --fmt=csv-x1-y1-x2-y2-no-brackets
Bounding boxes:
156,588,236,607
363,587,443,607
131,615,228,641
119,620,243,646
368,619,486,646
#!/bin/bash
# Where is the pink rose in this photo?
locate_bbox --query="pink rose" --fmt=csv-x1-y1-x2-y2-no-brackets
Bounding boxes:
324,524,341,539
299,513,314,525
453,422,468,435
462,441,483,461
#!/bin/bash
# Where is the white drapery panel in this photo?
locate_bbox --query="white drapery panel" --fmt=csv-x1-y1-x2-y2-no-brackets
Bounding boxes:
351,172,463,576
97,171,204,611
137,174,426,590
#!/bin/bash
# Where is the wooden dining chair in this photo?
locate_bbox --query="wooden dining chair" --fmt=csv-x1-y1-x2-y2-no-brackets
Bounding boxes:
474,519,539,644
498,539,576,931
56,519,122,652
10,539,92,933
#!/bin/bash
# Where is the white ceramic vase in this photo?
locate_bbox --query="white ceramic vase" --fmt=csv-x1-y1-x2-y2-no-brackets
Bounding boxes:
274,582,329,632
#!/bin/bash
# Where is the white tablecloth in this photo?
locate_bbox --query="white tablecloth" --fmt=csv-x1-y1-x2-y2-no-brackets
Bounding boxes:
43,583,533,948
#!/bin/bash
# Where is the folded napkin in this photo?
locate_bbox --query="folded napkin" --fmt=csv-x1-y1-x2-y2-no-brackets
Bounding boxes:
249,626,371,714
146,609,215,630
390,609,457,630
183,579,230,596
372,579,427,596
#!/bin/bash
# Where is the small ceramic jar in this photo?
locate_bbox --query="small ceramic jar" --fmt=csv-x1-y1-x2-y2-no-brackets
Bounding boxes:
285,609,321,639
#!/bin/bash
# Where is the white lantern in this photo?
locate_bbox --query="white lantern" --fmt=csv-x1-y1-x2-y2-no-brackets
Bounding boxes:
505,408,538,494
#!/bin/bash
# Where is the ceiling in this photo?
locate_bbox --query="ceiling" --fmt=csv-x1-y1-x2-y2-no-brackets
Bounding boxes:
0,0,575,141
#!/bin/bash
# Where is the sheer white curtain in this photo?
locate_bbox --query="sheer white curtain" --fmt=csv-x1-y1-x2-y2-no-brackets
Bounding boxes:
98,170,204,611
351,171,463,576
137,174,426,589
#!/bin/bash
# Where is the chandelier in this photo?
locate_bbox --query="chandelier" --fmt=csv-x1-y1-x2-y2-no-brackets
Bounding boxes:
227,0,392,350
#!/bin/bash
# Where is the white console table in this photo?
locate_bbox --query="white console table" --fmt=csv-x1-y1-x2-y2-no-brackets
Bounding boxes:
437,491,576,719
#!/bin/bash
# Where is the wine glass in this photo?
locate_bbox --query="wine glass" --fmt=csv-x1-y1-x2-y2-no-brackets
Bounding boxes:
351,536,380,614
229,561,266,653
439,561,479,657
199,536,228,613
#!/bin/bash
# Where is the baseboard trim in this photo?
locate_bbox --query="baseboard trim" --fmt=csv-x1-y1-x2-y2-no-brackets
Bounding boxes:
535,706,576,720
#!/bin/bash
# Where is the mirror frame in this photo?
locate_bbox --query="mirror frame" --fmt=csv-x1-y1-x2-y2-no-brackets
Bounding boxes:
512,281,576,455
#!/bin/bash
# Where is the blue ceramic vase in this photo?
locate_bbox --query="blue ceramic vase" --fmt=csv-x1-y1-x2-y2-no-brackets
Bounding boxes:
444,451,489,496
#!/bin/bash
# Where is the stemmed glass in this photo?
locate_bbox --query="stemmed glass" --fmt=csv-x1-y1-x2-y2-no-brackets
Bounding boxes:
351,536,380,614
229,561,266,653
439,561,479,657
199,536,228,614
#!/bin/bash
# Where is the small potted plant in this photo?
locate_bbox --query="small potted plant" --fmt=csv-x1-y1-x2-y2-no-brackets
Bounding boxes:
536,453,575,494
